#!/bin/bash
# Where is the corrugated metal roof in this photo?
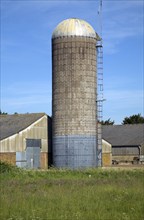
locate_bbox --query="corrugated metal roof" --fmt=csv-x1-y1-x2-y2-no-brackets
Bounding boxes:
102,124,144,146
52,18,97,39
0,113,46,140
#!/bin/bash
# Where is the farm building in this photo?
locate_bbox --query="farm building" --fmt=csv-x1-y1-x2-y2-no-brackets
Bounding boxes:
0,113,112,169
0,113,111,168
0,113,52,169
102,124,144,164
0,113,143,168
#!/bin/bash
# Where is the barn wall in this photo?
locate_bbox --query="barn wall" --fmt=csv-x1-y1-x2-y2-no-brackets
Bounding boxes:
102,139,112,166
112,146,139,156
102,153,112,167
112,145,141,163
112,155,138,163
0,115,50,169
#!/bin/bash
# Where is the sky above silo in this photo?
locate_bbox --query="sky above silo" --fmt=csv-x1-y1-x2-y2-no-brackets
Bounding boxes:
1,0,143,124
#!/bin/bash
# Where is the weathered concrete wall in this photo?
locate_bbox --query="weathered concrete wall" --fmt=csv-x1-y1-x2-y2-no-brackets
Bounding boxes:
0,153,16,165
140,144,144,155
52,36,98,168
52,37,97,136
40,152,48,169
102,153,112,167
102,139,112,166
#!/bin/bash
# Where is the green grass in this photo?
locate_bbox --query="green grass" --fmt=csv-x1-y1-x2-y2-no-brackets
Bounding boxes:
0,162,144,220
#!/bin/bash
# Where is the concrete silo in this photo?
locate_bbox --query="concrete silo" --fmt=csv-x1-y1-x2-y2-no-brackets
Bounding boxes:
52,18,100,168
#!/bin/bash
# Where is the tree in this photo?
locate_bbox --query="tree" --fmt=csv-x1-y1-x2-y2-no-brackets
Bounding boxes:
0,110,7,115
122,114,144,124
101,118,114,125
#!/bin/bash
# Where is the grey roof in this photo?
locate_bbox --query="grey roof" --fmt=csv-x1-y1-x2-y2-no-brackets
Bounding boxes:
102,124,144,146
0,113,46,140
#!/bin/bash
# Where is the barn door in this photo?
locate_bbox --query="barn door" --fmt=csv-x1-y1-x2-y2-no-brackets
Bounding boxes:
26,139,41,169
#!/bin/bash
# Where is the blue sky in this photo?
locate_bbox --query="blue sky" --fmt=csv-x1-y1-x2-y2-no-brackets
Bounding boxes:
1,0,143,124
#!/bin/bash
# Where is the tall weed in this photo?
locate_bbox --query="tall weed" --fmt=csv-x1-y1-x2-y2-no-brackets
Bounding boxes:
0,164,144,220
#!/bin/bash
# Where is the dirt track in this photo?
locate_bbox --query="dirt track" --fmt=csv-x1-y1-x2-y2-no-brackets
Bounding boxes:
102,164,144,170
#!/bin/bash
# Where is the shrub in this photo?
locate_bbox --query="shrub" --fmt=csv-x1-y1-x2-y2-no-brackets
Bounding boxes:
0,161,18,174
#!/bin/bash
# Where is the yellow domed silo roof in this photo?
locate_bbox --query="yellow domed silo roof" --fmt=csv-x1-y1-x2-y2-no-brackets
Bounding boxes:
52,18,97,39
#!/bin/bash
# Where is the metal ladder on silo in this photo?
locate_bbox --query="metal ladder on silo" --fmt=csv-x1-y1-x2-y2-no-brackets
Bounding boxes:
96,40,103,167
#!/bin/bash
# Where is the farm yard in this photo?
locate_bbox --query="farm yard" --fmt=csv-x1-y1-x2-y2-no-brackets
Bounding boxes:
0,162,144,220
1,2,143,220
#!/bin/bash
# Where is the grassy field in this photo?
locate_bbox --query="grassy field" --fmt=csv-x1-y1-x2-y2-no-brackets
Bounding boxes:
0,162,144,220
